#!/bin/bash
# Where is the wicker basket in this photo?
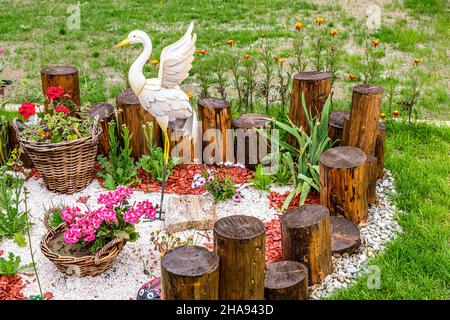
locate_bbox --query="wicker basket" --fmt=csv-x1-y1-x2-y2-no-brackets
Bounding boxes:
40,208,126,277
12,118,101,194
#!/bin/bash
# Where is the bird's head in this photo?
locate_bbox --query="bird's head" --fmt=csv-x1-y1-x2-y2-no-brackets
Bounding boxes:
114,30,149,48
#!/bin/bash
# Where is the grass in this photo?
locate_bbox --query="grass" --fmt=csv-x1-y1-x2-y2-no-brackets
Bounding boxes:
331,121,450,299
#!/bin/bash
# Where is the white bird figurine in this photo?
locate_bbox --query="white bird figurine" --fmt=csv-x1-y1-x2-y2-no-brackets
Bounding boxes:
114,22,197,217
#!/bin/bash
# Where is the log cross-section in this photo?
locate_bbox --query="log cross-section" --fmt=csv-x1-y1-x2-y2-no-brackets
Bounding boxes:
264,261,309,300
214,215,266,300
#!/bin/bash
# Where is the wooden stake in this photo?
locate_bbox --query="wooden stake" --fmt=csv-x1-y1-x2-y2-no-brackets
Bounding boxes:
281,204,332,285
233,113,271,169
88,102,115,156
328,110,350,146
365,155,378,204
319,146,368,224
375,122,386,179
41,66,80,113
116,89,162,160
161,245,219,300
214,215,265,300
264,261,308,300
345,84,383,155
198,98,231,165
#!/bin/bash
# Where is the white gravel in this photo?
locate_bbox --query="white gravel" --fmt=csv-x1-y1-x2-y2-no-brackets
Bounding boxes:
0,170,402,300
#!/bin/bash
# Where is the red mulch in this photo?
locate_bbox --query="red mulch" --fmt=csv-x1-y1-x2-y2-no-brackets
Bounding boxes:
268,190,320,212
0,275,26,300
95,163,254,195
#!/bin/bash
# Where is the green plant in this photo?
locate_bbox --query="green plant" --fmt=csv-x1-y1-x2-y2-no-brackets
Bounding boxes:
138,122,175,181
256,41,276,114
242,54,258,112
97,119,140,190
0,252,33,276
213,52,228,100
272,153,292,186
149,230,195,255
229,47,245,112
0,106,10,166
310,17,328,71
250,164,271,193
362,38,384,84
196,50,212,98
292,23,308,73
398,59,424,123
206,176,236,203
275,60,291,109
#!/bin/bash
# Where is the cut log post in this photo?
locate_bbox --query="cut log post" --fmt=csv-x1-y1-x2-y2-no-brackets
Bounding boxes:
116,89,162,160
264,261,308,300
214,215,265,300
319,146,368,224
280,204,332,285
330,216,361,255
288,71,332,144
341,111,351,145
365,155,378,205
161,245,219,300
41,66,80,113
328,110,350,146
344,84,383,155
198,98,232,165
167,129,197,164
88,102,115,156
375,122,386,179
233,113,271,169
9,122,33,168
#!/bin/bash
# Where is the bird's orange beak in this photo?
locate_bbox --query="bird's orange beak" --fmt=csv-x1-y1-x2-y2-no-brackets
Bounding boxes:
113,38,131,49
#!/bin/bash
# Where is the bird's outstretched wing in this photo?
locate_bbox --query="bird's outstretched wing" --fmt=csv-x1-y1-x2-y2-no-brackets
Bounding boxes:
158,22,196,89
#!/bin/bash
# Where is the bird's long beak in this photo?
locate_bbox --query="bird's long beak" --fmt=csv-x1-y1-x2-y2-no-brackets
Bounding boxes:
113,38,131,49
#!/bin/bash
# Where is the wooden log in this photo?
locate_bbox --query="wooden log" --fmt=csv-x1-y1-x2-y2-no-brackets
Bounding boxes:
233,113,271,169
214,215,265,300
41,66,80,113
161,245,219,300
328,110,350,146
198,98,232,165
319,146,368,224
167,129,197,164
341,111,351,145
116,89,162,160
345,84,383,155
88,102,115,156
264,261,308,300
281,204,332,285
375,122,386,179
9,122,33,168
365,155,378,204
288,71,332,142
330,216,361,254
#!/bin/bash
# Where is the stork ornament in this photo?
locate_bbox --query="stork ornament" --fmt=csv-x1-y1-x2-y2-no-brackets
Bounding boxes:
114,22,197,218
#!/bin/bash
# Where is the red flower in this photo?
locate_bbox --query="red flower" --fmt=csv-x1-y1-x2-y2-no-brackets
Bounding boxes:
19,102,36,119
243,54,252,59
45,86,64,100
371,39,381,47
196,49,207,55
226,40,235,46
379,113,386,119
55,105,70,114
348,74,357,81
295,22,303,30
273,55,280,61
0,249,4,256
330,29,337,36
393,110,399,117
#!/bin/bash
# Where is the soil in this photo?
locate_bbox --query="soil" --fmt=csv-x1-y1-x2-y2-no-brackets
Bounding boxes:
48,232,93,258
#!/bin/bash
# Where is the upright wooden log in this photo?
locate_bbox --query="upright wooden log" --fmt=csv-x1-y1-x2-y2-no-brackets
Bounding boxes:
9,122,33,168
264,261,308,300
41,66,80,113
161,245,219,300
288,71,332,140
233,113,271,169
319,146,368,224
342,111,351,145
214,215,265,300
375,122,386,179
116,89,162,160
198,98,232,165
365,155,378,205
330,216,361,255
328,110,350,146
281,204,332,285
88,102,114,156
344,84,383,155
167,129,196,164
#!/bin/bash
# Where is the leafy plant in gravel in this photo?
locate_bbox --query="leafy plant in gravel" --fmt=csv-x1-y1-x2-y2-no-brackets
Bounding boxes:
149,230,195,256
250,164,272,194
271,153,292,186
0,252,33,276
97,120,140,190
191,169,240,203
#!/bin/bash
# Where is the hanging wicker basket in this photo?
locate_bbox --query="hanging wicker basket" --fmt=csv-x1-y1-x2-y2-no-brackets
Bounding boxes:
12,118,101,194
40,208,126,277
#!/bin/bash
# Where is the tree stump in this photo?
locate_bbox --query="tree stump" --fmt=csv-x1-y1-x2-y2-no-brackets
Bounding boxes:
330,216,361,255
280,204,332,285
161,245,219,300
198,98,232,165
341,111,351,145
214,215,265,300
365,155,378,204
9,122,33,168
88,102,115,156
344,84,383,155
167,129,199,164
328,110,350,146
233,113,272,169
41,66,80,113
319,146,368,224
264,261,308,300
375,122,386,179
116,89,162,160
288,71,332,143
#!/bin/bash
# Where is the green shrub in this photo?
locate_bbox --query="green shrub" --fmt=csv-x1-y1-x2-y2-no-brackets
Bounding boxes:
250,164,271,193
0,252,33,276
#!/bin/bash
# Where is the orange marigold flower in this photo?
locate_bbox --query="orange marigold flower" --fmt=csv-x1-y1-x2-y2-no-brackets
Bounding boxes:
393,110,399,117
227,40,235,46
187,92,193,100
348,74,356,81
197,49,207,55
379,113,386,119
295,22,303,30
315,17,324,24
243,54,252,59
273,55,280,61
413,58,421,65
151,59,159,66
371,39,380,47
330,29,337,36
279,59,286,64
